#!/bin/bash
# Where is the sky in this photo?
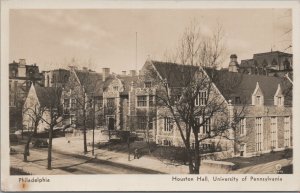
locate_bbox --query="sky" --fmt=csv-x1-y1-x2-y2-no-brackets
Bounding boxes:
9,9,292,73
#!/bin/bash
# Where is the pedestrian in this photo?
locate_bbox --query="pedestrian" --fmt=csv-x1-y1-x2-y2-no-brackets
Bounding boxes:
134,148,139,159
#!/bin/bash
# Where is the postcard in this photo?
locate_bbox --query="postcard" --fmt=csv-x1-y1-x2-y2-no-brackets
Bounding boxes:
1,0,300,191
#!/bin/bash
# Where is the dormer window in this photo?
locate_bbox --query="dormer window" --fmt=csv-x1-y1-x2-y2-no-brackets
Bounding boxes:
256,96,261,105
274,84,284,106
252,82,264,106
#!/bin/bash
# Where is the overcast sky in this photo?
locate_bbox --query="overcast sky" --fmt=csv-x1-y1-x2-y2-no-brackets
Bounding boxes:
9,9,292,73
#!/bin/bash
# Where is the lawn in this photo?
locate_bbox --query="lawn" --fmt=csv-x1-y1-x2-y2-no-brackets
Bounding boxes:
221,148,293,169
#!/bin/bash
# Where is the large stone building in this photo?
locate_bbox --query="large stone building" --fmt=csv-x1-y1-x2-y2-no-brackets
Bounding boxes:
133,60,292,156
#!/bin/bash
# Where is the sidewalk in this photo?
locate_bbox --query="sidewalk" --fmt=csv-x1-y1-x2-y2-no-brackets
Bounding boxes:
52,137,191,174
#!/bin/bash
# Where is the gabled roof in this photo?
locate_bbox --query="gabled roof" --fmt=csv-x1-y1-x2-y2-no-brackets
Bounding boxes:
34,84,62,108
148,60,292,106
151,60,200,87
74,70,104,96
204,68,293,105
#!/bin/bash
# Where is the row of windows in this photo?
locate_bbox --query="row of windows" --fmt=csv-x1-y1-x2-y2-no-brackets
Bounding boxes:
137,95,155,107
254,116,291,152
163,116,211,134
64,98,103,109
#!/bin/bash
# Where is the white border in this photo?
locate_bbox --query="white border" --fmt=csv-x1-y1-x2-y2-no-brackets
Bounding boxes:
1,0,300,191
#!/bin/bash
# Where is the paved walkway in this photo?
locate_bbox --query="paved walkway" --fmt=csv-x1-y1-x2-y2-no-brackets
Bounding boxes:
52,137,191,174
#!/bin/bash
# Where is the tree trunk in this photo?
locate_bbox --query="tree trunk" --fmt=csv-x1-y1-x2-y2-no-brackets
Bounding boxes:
83,109,87,154
47,125,53,170
187,150,194,174
194,133,200,174
23,134,33,162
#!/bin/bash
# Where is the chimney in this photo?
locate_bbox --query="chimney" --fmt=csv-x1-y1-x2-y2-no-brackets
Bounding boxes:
230,54,237,63
122,71,126,76
19,59,26,65
129,70,137,77
228,54,239,72
102,68,110,81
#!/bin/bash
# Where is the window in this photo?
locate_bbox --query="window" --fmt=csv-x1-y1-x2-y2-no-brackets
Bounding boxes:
256,96,261,105
149,95,155,107
163,139,172,146
255,117,263,152
137,96,147,107
235,97,241,104
64,99,70,108
113,86,118,91
70,115,76,125
9,80,12,91
277,97,282,106
96,98,103,109
107,98,115,107
164,117,173,132
270,117,277,149
196,117,211,134
88,99,93,108
11,69,17,77
71,99,76,108
239,118,246,136
284,117,291,147
138,116,147,130
195,91,207,106
145,81,152,88
203,118,211,134
148,116,154,130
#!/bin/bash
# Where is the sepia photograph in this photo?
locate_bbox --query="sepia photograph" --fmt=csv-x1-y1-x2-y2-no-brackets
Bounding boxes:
1,0,300,191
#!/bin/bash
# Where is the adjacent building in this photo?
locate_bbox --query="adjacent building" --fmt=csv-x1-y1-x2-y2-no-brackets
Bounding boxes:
9,59,43,131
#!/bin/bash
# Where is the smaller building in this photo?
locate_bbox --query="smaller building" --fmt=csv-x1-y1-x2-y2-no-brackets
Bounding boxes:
23,84,62,133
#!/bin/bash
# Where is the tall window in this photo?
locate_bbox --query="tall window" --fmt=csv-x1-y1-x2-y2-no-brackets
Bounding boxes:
203,117,211,134
71,98,76,108
96,98,103,109
195,91,207,106
255,117,263,152
164,117,173,132
107,98,115,107
149,95,155,107
239,118,246,136
138,116,147,130
148,116,154,130
64,99,70,108
70,114,76,124
277,96,282,106
270,117,277,149
284,117,291,147
137,96,147,107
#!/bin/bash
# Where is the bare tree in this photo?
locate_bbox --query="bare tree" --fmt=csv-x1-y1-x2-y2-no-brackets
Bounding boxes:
23,85,65,169
22,104,44,162
145,21,243,174
63,67,103,154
